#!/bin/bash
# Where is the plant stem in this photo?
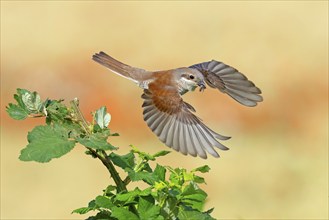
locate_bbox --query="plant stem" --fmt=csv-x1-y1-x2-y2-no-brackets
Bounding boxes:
87,148,127,192
70,99,138,214
70,99,126,191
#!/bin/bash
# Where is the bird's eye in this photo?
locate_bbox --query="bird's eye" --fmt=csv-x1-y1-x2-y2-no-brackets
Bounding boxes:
189,75,195,80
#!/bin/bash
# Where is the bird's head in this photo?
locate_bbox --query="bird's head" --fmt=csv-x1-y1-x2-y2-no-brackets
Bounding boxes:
174,68,206,94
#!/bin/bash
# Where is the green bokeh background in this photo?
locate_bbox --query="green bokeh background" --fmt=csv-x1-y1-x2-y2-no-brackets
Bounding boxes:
1,1,328,219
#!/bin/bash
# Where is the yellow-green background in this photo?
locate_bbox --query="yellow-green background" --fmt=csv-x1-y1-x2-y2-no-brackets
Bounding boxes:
1,1,328,219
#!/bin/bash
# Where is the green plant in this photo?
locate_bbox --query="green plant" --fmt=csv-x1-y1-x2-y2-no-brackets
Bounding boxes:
6,88,216,220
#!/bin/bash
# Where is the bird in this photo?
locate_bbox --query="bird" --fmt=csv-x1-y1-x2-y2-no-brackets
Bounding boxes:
92,51,263,159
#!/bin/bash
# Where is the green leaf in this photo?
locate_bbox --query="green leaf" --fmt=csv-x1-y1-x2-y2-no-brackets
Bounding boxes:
159,196,179,219
109,152,135,170
15,89,30,109
95,106,111,129
192,165,210,173
168,167,184,186
153,150,171,158
22,91,43,113
204,207,214,215
131,145,155,161
153,164,166,182
193,175,206,184
72,207,93,214
178,209,215,220
142,163,153,173
86,210,113,220
77,133,116,150
45,100,69,123
181,183,207,198
88,200,97,209
154,181,168,191
61,122,83,139
181,183,207,211
6,88,44,120
6,103,29,120
128,169,157,185
115,188,140,203
137,196,161,220
19,124,76,163
104,185,117,196
111,207,139,220
95,195,114,209
139,187,152,197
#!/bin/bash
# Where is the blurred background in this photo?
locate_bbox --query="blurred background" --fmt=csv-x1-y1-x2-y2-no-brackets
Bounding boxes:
1,1,328,219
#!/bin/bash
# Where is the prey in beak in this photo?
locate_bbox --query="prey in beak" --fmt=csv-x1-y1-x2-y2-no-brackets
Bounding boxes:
198,80,206,92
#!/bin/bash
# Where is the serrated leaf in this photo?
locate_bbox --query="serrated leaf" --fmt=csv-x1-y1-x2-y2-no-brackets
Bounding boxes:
6,103,29,120
45,100,69,123
181,182,206,198
86,210,113,220
88,200,97,209
95,195,114,209
160,196,179,219
192,165,210,173
154,181,167,191
109,152,135,171
95,106,111,129
22,91,42,113
104,185,116,195
130,145,155,161
6,88,42,120
193,175,206,184
77,133,116,150
153,164,166,182
128,169,157,185
72,207,93,215
178,209,215,220
139,187,152,196
111,207,139,220
115,188,140,203
181,183,207,211
15,89,30,110
137,196,161,220
142,163,153,173
168,167,184,186
19,124,76,163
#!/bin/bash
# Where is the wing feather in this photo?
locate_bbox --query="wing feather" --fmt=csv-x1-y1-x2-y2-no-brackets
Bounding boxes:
171,118,180,151
190,124,207,159
190,60,263,107
183,117,197,157
141,86,229,159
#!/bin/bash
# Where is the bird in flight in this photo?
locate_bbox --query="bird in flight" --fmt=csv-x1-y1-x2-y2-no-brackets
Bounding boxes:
92,52,263,159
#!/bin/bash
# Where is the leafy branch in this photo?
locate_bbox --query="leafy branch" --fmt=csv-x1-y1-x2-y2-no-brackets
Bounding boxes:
6,88,216,220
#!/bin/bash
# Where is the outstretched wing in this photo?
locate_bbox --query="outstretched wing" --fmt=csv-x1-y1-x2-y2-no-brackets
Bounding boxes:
190,60,263,107
142,84,230,159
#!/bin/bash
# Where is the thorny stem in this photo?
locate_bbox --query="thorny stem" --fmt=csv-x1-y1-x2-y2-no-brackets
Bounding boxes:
69,99,137,214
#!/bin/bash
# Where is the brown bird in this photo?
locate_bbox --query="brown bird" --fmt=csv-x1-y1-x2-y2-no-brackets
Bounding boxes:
92,51,263,159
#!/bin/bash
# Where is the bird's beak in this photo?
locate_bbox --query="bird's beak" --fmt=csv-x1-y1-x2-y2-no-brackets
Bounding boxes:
198,80,206,92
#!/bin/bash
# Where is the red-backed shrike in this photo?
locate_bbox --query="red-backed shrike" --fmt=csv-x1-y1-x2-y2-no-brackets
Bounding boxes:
92,52,262,159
